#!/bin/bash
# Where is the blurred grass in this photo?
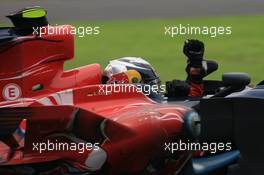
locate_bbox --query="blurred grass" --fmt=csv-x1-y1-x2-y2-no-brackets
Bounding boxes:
5,15,264,84
63,15,264,84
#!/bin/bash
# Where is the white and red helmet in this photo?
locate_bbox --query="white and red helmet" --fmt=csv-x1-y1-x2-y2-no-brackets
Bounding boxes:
102,57,160,85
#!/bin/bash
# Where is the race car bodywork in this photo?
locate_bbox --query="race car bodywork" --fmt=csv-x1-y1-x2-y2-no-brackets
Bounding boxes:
0,86,193,175
199,86,264,175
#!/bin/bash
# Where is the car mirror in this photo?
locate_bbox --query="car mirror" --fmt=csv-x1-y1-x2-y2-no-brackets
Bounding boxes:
222,72,251,87
212,72,251,98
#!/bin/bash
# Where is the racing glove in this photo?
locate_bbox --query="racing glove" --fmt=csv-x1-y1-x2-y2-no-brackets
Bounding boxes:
183,39,204,68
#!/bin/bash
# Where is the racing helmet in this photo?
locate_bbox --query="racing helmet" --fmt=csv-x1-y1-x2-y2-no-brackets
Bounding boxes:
102,57,160,85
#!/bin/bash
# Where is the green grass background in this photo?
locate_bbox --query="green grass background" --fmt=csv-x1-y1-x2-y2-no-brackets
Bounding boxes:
6,15,264,84
63,15,264,84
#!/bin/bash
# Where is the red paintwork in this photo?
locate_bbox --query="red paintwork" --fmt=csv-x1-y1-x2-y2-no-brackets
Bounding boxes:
0,24,193,175
0,25,101,102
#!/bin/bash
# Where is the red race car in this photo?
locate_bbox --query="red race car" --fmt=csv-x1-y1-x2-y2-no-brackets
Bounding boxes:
0,7,241,175
0,7,201,175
